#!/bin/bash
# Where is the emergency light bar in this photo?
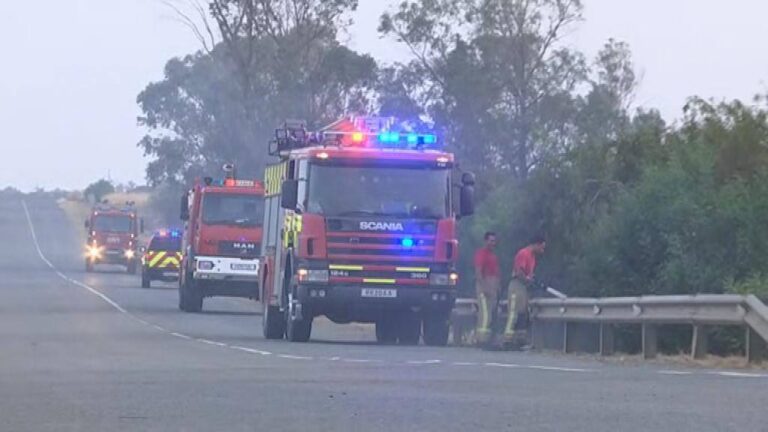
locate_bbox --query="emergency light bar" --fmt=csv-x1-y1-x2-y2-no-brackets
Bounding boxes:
155,229,181,238
323,130,439,149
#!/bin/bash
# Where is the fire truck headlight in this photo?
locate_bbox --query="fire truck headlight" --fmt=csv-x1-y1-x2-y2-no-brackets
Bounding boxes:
430,273,457,286
197,260,214,270
124,249,135,259
298,269,329,283
86,245,103,259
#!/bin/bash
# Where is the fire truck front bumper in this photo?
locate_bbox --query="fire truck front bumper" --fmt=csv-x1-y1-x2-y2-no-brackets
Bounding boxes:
192,256,260,282
295,284,456,321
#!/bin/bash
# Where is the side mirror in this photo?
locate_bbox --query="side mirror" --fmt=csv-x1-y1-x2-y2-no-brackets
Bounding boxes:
461,172,476,186
281,179,299,210
180,194,190,221
460,185,475,217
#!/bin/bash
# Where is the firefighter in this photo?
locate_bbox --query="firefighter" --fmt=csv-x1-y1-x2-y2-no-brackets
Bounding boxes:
474,232,500,345
503,234,546,348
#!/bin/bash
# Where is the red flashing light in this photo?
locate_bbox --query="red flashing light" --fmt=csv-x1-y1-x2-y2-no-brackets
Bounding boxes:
224,178,235,187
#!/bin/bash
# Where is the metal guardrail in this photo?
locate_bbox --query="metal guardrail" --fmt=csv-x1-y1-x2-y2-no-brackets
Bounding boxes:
451,294,768,363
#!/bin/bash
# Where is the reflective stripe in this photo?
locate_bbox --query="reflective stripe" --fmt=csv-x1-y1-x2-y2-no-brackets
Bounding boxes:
362,278,396,284
505,294,517,336
477,293,489,333
395,267,430,273
329,264,364,271
148,251,167,267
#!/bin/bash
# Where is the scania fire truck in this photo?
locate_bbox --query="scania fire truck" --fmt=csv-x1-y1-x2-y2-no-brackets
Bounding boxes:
178,165,265,312
84,202,143,273
260,116,475,345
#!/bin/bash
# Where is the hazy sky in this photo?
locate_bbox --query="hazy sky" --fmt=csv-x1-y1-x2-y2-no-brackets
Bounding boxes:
2,0,767,191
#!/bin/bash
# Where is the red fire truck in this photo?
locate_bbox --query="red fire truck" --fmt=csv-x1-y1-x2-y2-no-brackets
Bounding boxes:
260,117,475,345
84,203,142,273
178,165,265,312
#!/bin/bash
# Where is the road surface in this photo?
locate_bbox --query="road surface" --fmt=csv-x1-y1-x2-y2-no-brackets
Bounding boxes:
1,195,765,431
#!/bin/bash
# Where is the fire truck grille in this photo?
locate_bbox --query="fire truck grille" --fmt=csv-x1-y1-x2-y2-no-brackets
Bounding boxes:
326,232,435,261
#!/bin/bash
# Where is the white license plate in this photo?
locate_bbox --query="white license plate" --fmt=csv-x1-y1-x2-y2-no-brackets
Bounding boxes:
163,271,179,278
231,263,257,271
361,288,397,298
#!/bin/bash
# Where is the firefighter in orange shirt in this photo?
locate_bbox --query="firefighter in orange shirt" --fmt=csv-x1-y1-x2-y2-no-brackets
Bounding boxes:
503,234,546,347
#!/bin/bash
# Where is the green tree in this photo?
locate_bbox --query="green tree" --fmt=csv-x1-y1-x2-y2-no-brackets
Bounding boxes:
84,179,115,203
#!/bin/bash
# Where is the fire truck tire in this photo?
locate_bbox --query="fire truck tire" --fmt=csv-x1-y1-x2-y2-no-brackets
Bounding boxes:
285,296,312,342
141,270,151,289
422,314,450,347
397,312,421,346
179,275,203,312
262,304,285,339
85,259,94,273
375,319,398,344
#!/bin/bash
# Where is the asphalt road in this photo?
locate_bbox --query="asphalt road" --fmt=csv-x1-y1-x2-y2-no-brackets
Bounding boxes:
1,195,766,432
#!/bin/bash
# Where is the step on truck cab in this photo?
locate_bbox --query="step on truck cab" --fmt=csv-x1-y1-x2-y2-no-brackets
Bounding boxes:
84,202,143,274
260,116,475,345
178,165,265,312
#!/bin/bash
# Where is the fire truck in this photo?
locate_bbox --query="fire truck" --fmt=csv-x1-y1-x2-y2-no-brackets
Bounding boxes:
260,116,475,345
178,165,265,312
84,202,143,273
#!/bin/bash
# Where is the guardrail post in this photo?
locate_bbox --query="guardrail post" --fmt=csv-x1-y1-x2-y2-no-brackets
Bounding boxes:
600,323,615,356
746,327,767,364
642,324,658,359
691,325,709,360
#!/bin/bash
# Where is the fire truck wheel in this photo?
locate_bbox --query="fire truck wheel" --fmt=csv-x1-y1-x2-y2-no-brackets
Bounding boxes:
375,318,398,344
262,304,285,339
285,295,312,343
397,312,421,346
85,259,94,273
141,270,151,289
423,313,450,347
179,276,203,312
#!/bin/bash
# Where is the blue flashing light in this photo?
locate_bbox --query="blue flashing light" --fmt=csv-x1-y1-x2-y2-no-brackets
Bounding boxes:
170,230,181,238
401,238,415,248
406,134,419,144
378,132,400,143
423,134,437,144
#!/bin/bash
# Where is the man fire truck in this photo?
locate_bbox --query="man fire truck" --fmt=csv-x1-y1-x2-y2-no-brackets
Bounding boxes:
260,116,475,345
178,164,265,312
84,202,142,273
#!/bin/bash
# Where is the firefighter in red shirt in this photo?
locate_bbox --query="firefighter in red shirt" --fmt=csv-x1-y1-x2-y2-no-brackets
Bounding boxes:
474,232,500,345
503,234,546,347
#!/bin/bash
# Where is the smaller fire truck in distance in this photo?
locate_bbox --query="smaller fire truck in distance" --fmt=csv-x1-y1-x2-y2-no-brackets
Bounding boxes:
260,116,475,345
178,165,265,312
84,202,143,273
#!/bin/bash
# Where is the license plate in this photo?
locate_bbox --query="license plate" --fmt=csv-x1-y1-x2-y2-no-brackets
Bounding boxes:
361,288,397,298
231,263,257,271
163,271,178,277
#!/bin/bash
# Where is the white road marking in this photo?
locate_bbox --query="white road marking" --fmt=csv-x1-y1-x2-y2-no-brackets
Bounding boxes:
170,332,192,340
452,362,479,366
197,339,228,347
407,359,442,365
710,371,768,378
659,370,693,376
278,354,313,360
526,365,592,373
230,346,272,356
485,362,521,368
341,358,381,363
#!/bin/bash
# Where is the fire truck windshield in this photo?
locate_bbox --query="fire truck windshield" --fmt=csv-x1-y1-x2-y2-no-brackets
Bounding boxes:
201,193,264,226
306,164,450,218
92,215,133,233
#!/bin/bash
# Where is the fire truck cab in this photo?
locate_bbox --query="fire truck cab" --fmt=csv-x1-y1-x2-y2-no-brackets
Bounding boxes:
178,165,265,312
260,117,475,345
84,202,142,274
